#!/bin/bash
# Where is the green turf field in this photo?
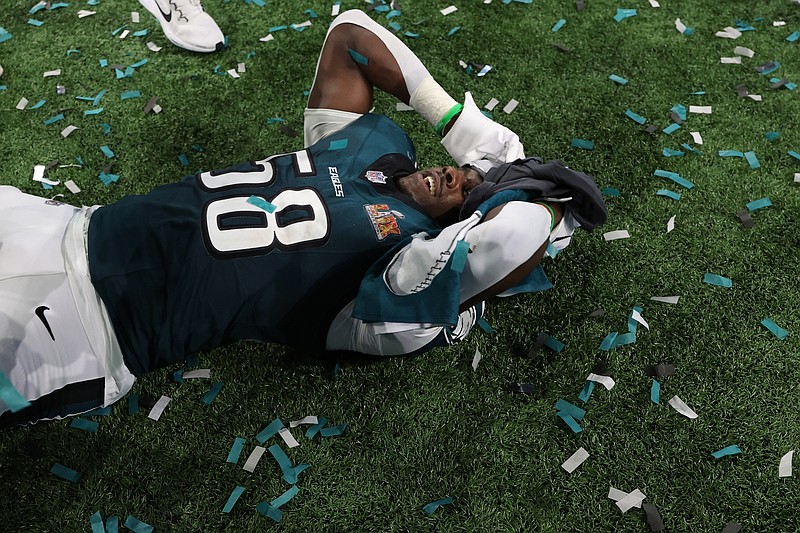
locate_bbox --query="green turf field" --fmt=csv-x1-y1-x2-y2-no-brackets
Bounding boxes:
1,0,799,531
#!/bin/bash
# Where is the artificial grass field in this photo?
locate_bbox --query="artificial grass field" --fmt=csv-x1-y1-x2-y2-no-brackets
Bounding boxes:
1,0,799,531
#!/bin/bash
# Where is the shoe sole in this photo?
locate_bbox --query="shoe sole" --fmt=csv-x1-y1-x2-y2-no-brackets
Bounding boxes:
138,0,223,53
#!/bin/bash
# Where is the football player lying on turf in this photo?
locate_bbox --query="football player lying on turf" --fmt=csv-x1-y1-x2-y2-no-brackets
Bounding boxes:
0,10,606,426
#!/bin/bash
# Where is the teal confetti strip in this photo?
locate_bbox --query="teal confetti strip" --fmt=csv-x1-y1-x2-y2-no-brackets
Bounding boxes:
0,86,6,91
130,59,149,68
305,416,328,439
555,399,585,420
246,51,256,59
30,2,47,13
226,437,247,463
704,273,732,288
0,369,31,412
0,26,13,44
328,138,349,151
256,502,283,522
347,48,369,65
374,4,390,12
99,59,108,67
423,497,454,515
625,109,646,124
614,8,637,22
386,10,402,20
757,61,781,76
656,189,681,201
477,317,494,333
105,516,118,533
133,29,148,37
269,25,287,32
266,117,286,124
551,19,566,32
247,195,277,214
609,74,628,85
66,49,80,57
84,406,112,416
124,515,153,533
671,103,687,121
320,424,347,437
252,0,266,6
447,26,460,36
613,332,636,346
90,512,104,533
29,99,47,110
50,2,70,9
719,150,744,158
654,169,694,189
99,171,119,185
256,418,285,444
546,243,559,258
44,113,65,125
765,132,781,141
390,22,403,33
681,143,702,155
662,123,680,135
271,485,300,508
557,412,582,433
404,32,419,38
191,144,205,152
28,19,44,27
173,369,184,383
128,393,139,415
662,148,684,157
761,318,788,340
599,332,618,351
222,486,246,513
112,25,127,36
177,153,189,166
602,187,621,197
449,240,470,273
76,96,95,102
100,124,111,135
304,9,318,18
650,380,660,404
120,90,141,100
578,380,596,403
744,151,760,169
787,31,800,43
746,197,771,212
201,381,223,404
100,145,115,158
51,463,81,483
84,108,104,115
571,138,594,150
711,445,742,459
268,444,309,484
545,335,565,353
788,150,800,161
70,418,99,432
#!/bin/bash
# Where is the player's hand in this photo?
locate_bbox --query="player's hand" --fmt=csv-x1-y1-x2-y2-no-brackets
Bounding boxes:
441,92,525,167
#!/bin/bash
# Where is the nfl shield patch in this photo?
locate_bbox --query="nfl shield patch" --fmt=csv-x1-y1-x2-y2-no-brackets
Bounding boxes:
365,170,387,184
364,204,402,240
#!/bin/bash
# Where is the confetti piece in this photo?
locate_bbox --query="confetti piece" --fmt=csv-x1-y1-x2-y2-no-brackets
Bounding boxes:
788,150,800,161
43,69,61,78
120,90,141,100
603,230,630,241
599,332,618,351
787,31,800,43
761,318,788,340
51,463,81,483
755,61,781,75
613,8,637,22
503,99,519,114
587,373,615,390
609,74,628,85
544,335,565,352
226,437,247,463
28,19,44,26
16,97,29,110
602,187,621,197
70,418,99,432
422,496,454,515
484,98,499,111
44,113,65,126
127,393,139,415
650,296,679,304
571,138,594,150
643,502,666,532
65,180,81,194
551,19,566,32
624,109,646,124
656,189,681,201
147,395,171,421
89,512,104,533
447,26,461,36
256,418,285,444
662,148,684,157
201,381,223,404
561,447,589,473
557,412,582,432
711,445,742,459
779,450,794,478
289,415,318,427
100,145,115,158
247,195,277,213
305,416,328,439
320,423,347,437
506,382,534,395
746,197,771,212
715,27,742,39
119,30,130,39
556,399,585,420
650,380,660,404
133,29,148,37
654,169,694,189
721,56,742,64
734,46,755,58
616,489,646,513
608,487,643,509
243,445,267,472
675,18,687,33
123,515,153,533
690,131,703,144
60,125,78,138
578,380,596,403
440,5,458,15
278,427,300,448
662,123,680,135
689,105,712,114
32,164,59,186
719,150,744,158
744,151,760,169
613,332,636,346
84,108,104,116
0,370,31,412
222,486,246,513
703,273,732,288
268,444,310,484
668,395,698,419
471,348,482,370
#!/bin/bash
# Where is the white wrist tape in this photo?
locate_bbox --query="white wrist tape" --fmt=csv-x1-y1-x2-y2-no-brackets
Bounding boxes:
409,76,459,128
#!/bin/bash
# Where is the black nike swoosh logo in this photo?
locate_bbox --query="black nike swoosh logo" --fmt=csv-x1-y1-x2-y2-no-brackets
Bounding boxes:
35,306,56,342
156,1,172,22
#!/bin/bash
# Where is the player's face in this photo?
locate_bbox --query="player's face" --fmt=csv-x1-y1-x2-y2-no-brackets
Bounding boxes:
396,166,483,225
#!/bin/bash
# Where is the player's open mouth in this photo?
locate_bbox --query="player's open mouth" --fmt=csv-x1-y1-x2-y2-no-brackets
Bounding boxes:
424,175,436,195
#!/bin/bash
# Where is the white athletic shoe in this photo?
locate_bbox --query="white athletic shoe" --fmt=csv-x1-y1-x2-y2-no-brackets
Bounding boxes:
138,0,224,53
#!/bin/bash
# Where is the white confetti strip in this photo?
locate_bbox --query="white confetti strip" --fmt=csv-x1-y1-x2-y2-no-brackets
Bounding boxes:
484,98,499,111
237,62,246,73
668,395,698,419
608,487,643,509
631,309,650,330
484,0,492,4
603,230,630,241
734,46,754,58
259,34,275,42
278,427,300,448
689,105,712,114
119,29,130,39
587,373,615,390
65,180,81,194
649,0,660,7
131,11,140,23
471,348,482,371
720,57,741,64
331,3,340,16
779,450,794,478
152,104,162,113
690,131,703,145
773,21,786,27
715,27,742,39
60,125,78,138
16,97,29,110
77,9,96,18
146,41,162,52
395,102,414,111
227,69,240,79
242,445,267,472
502,99,519,114
292,20,312,29
667,215,676,233
289,416,319,428
32,165,59,186
147,395,171,421
616,489,646,513
674,19,686,33
440,5,458,15
747,94,762,102
650,295,680,304
561,447,589,473
794,173,800,184
182,369,211,379
43,69,62,77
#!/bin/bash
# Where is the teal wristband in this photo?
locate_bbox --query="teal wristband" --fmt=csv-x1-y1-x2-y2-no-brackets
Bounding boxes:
435,103,464,136
535,202,556,231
